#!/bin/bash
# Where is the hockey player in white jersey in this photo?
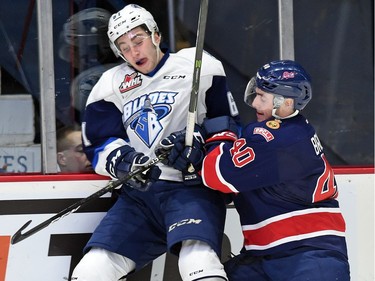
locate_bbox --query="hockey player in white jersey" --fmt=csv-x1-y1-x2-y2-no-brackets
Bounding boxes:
71,4,240,281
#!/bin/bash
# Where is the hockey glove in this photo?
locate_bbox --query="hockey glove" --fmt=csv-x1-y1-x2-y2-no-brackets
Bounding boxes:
106,145,161,191
155,125,206,185
202,116,239,151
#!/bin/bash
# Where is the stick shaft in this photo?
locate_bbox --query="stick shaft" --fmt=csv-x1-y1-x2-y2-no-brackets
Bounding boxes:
11,184,113,244
185,0,209,147
11,155,164,244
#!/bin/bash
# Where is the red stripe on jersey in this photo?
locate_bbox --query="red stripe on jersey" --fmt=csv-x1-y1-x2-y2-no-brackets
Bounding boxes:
242,209,346,250
202,144,238,193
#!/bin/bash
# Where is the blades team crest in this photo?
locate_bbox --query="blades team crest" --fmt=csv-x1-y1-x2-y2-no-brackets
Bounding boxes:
134,98,162,147
124,96,171,148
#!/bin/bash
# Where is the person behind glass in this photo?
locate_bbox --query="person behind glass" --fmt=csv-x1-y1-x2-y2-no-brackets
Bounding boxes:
162,60,350,280
56,126,93,173
72,4,240,281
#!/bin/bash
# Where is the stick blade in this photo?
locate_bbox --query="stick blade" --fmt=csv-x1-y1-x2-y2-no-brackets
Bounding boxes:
11,220,32,244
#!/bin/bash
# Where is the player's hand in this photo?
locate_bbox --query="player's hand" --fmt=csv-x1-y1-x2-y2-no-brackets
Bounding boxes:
155,125,206,174
202,116,239,150
106,145,161,191
154,129,185,164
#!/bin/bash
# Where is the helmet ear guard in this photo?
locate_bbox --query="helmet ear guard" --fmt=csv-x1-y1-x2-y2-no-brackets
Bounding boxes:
273,95,285,108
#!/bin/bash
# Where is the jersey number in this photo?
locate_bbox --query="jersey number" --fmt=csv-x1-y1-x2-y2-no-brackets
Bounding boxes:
230,138,255,167
312,154,337,203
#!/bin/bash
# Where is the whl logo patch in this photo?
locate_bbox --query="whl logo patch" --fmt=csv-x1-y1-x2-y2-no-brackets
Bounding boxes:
119,72,142,93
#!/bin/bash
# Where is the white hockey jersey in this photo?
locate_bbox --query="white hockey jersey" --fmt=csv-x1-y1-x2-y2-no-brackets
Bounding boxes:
82,47,239,181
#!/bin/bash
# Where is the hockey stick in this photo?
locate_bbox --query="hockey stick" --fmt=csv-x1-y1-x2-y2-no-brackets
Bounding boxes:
185,0,209,173
11,153,167,245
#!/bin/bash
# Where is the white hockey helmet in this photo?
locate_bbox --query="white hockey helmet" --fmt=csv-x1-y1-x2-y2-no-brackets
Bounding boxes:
107,4,159,58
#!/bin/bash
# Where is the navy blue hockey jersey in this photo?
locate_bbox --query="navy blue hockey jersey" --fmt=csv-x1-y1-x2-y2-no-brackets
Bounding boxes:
202,115,348,257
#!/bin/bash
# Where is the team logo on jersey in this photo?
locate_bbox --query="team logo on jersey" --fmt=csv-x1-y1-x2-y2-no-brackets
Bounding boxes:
133,98,163,147
123,92,177,147
253,127,274,142
266,119,281,129
119,72,142,93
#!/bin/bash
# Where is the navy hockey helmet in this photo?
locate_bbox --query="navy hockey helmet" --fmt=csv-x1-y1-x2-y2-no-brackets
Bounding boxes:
245,60,312,110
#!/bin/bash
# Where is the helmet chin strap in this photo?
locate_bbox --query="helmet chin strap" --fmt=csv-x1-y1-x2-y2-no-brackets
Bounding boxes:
272,108,299,120
151,31,161,63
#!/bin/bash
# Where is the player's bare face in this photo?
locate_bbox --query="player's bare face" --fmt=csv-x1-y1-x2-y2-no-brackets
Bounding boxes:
59,131,93,173
251,88,274,122
117,27,162,74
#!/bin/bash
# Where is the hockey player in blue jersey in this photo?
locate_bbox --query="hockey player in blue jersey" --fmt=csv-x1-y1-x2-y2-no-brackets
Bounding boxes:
161,60,350,280
71,4,240,281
